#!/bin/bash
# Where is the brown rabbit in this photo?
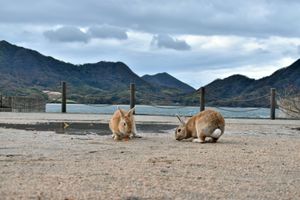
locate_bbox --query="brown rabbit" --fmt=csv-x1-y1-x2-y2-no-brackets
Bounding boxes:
109,107,137,141
175,109,225,143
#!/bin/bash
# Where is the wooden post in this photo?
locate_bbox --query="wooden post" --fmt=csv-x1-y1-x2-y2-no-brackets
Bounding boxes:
0,93,2,108
270,88,276,120
130,83,135,114
200,87,205,111
61,81,67,113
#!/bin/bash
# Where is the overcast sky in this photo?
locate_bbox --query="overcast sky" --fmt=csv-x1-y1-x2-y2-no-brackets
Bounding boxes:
1,0,300,88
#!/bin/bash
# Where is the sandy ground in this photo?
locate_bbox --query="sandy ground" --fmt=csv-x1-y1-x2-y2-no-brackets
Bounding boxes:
0,112,300,200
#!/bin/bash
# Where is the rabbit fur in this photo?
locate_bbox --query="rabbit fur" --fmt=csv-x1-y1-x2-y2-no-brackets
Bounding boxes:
109,107,137,140
175,109,225,143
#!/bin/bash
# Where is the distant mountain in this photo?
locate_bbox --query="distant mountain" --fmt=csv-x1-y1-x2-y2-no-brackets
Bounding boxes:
205,75,255,99
0,40,158,104
244,59,300,93
1,40,299,107
142,72,195,94
184,59,300,107
0,40,191,105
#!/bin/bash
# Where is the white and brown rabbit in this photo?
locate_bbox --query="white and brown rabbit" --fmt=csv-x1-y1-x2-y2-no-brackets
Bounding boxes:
175,109,225,143
109,107,138,141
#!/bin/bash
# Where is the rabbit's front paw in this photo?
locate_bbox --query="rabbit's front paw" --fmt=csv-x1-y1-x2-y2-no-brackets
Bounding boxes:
193,138,205,143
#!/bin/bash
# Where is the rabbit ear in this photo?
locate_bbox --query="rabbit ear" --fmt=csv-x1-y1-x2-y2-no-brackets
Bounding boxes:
127,107,135,116
118,107,125,118
176,114,185,125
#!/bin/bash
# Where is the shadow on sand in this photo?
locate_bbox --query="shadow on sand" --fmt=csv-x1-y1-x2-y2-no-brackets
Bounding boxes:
0,122,177,136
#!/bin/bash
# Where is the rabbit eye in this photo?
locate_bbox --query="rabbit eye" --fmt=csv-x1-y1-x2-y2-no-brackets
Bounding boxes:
178,129,181,132
123,122,126,126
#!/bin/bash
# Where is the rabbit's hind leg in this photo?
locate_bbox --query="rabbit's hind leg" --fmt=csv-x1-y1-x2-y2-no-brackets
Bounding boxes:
193,131,206,143
207,137,218,143
193,124,206,143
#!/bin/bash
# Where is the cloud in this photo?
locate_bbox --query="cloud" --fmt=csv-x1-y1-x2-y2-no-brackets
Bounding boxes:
151,34,191,50
1,0,300,87
2,0,300,38
44,26,89,43
88,25,128,40
43,25,128,43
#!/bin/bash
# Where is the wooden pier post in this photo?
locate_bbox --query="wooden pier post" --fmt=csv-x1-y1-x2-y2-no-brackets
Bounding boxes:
0,93,2,108
61,81,67,113
200,87,205,112
130,83,135,114
270,88,276,120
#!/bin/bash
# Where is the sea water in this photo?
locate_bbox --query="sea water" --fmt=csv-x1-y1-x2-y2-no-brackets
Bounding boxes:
46,104,283,119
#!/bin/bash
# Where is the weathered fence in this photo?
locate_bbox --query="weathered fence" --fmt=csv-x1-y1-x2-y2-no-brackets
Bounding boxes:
130,83,136,114
0,96,45,112
200,87,205,112
276,87,300,118
61,81,67,113
0,96,12,112
270,88,276,120
56,82,281,119
197,87,277,120
6,81,292,119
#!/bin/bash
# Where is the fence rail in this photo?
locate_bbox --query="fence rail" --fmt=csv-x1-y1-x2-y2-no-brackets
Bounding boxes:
3,82,299,119
46,82,288,119
0,96,45,112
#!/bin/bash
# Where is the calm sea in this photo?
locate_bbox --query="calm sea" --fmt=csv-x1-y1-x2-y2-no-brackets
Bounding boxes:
46,104,284,119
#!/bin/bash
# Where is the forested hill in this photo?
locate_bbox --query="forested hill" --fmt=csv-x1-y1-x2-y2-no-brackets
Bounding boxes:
183,59,300,107
1,40,299,107
0,40,193,104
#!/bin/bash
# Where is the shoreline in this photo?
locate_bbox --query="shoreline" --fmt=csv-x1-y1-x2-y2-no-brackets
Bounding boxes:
0,112,299,199
0,112,299,124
